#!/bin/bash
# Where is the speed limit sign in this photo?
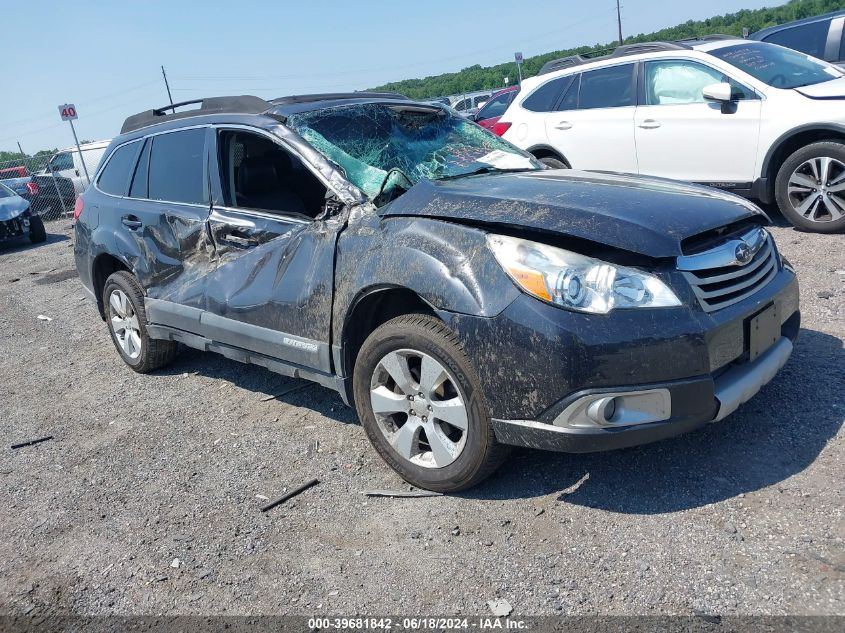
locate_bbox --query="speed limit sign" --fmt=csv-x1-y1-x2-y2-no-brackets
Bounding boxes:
58,104,78,121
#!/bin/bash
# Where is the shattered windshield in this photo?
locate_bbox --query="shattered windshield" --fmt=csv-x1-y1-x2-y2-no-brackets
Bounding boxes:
287,103,541,202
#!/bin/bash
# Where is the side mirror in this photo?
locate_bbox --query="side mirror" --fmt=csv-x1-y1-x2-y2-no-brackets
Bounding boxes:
702,82,733,103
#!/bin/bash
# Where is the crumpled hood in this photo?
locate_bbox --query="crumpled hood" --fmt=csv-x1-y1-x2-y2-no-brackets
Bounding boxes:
0,195,29,222
795,76,845,99
380,170,765,257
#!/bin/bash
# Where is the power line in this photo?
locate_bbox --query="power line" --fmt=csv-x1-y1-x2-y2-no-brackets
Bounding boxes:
1,79,160,131
171,8,619,84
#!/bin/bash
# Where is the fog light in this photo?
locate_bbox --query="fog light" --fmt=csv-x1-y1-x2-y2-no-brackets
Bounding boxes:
587,396,617,425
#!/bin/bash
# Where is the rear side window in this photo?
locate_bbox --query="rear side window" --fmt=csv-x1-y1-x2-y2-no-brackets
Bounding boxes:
97,142,141,196
476,92,512,120
148,128,207,205
50,152,74,171
763,20,831,60
522,76,571,112
579,64,634,109
556,75,579,111
129,139,150,198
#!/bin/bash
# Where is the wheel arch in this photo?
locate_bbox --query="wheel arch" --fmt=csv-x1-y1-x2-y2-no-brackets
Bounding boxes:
338,285,438,382
525,144,572,169
762,124,845,194
526,144,571,167
92,253,131,319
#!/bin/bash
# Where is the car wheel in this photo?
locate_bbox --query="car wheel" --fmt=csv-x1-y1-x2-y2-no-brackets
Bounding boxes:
28,215,46,243
538,156,569,170
775,141,845,233
103,271,178,373
353,314,509,492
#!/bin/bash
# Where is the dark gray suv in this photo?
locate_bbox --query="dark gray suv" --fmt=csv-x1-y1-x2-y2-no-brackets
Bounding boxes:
74,93,800,491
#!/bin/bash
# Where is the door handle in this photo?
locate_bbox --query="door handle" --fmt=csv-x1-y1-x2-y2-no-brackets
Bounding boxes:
554,121,573,130
638,119,661,129
224,232,258,248
121,215,142,230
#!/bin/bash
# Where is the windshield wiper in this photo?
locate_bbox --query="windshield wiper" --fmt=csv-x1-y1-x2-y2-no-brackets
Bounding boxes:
437,166,536,181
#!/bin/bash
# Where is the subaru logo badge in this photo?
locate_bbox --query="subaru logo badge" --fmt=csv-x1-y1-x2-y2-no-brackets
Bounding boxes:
735,242,753,264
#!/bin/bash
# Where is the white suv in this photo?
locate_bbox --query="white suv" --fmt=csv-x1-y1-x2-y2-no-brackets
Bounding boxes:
499,37,845,233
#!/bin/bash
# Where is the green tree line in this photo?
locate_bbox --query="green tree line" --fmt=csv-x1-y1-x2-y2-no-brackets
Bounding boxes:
369,0,845,99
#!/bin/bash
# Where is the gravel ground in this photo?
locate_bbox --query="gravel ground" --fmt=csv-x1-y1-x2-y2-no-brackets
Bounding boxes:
0,213,843,618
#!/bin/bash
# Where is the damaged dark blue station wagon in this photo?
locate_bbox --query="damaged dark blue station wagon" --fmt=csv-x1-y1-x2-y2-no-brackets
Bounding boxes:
74,94,800,491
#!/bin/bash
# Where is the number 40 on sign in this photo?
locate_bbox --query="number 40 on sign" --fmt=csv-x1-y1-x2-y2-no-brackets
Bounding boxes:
58,104,78,121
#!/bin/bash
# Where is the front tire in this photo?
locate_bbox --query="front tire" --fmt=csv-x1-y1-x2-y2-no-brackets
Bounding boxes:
775,141,845,233
28,215,46,243
103,271,178,373
353,314,509,492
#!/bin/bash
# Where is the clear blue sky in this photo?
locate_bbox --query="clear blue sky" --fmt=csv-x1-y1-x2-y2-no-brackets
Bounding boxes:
1,0,783,153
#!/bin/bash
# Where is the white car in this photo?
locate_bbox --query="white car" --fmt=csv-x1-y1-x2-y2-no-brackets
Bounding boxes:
499,37,845,233
43,140,111,195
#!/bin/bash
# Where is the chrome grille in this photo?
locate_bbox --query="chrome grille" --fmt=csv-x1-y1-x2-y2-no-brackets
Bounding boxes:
677,227,779,312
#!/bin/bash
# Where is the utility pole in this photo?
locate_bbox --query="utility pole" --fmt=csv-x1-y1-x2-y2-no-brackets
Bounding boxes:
161,65,175,112
16,141,25,157
616,0,623,45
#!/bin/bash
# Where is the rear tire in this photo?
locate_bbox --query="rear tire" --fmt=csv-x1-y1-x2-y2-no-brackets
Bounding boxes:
775,141,845,233
28,215,46,243
538,156,568,170
103,271,178,373
353,314,509,492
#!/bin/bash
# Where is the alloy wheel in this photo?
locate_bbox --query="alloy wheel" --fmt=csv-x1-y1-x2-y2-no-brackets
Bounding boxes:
369,349,468,469
787,156,845,223
108,289,142,360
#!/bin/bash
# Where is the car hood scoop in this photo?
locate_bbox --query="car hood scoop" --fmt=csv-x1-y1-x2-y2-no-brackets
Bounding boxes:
380,170,765,257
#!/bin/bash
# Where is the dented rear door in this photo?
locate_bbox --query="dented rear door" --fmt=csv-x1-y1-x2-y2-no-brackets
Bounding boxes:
108,129,214,308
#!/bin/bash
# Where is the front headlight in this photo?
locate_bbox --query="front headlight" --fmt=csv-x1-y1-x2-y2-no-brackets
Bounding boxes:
487,234,681,314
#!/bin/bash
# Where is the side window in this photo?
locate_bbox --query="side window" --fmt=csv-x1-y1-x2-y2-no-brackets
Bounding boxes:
217,130,328,219
473,95,489,107
97,142,141,196
764,20,831,59
522,76,571,112
645,60,755,105
454,98,472,111
148,128,207,205
476,93,511,120
578,64,634,109
556,75,580,111
50,152,73,171
129,139,150,199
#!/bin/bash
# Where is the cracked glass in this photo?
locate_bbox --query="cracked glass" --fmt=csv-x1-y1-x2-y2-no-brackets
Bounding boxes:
287,103,541,202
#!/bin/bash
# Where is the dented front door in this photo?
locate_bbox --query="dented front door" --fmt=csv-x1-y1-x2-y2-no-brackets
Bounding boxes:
198,128,340,372
202,210,338,372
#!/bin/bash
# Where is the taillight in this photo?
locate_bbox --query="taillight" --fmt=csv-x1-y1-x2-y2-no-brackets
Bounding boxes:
26,181,39,196
73,196,84,221
491,121,512,137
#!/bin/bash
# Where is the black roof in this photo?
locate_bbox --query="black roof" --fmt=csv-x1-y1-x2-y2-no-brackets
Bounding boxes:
537,35,737,75
751,9,845,39
120,92,410,134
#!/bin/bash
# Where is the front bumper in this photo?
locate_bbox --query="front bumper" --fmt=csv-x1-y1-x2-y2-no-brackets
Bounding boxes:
491,335,793,452
442,267,800,453
0,214,30,241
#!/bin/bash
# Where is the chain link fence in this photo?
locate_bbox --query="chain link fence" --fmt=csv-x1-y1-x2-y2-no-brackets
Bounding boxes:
0,154,79,221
